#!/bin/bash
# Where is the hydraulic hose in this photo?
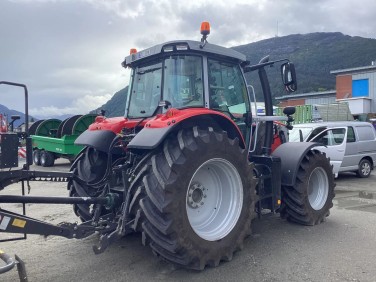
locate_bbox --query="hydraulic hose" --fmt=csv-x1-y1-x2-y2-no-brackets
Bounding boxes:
0,250,15,274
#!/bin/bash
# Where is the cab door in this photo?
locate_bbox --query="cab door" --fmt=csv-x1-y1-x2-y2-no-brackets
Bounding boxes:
311,127,347,177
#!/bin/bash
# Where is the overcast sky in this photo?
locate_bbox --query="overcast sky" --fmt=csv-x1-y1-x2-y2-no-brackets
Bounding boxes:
1,0,376,118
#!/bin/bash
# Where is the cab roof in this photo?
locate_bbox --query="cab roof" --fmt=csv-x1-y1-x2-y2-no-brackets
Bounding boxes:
122,40,247,67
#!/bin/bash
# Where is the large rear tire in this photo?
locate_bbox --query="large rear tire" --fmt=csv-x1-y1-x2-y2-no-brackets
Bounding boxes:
132,127,256,270
280,149,335,225
68,147,108,221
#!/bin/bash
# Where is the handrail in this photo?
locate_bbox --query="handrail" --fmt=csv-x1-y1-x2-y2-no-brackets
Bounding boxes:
0,81,31,169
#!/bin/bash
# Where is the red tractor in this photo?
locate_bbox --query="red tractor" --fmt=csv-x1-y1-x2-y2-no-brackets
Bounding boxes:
0,22,335,271
68,22,335,268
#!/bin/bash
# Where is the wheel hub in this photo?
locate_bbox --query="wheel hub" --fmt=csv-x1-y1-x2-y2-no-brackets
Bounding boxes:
187,183,206,209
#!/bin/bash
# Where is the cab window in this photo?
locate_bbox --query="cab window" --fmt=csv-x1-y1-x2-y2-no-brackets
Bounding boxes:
208,59,249,118
163,55,204,108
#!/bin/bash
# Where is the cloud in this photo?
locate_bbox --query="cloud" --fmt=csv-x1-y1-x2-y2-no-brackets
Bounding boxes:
29,93,112,117
1,0,376,118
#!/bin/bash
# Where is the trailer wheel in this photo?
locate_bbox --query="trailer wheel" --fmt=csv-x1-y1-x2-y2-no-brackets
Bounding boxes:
356,158,372,178
133,127,256,270
40,151,55,167
68,147,108,221
33,149,41,166
280,150,335,225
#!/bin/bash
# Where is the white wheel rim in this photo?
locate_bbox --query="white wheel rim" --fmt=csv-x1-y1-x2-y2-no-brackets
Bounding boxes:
308,167,329,210
186,158,243,241
361,161,371,176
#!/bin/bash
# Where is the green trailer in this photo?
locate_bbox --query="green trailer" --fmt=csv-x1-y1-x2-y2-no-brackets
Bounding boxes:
31,114,97,166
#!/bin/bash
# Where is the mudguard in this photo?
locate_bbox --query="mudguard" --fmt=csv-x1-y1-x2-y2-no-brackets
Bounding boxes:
127,113,245,150
74,129,116,152
272,142,321,186
127,126,175,150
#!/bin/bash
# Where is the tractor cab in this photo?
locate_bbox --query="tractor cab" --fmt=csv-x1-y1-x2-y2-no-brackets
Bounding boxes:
121,23,295,154
123,42,249,114
122,40,251,127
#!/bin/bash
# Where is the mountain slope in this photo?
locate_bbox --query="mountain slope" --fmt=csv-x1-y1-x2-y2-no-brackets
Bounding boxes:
91,87,128,117
94,32,376,114
233,32,376,99
0,104,31,127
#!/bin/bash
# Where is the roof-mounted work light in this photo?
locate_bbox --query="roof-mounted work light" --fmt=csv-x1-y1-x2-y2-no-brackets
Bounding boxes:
200,21,210,49
200,21,210,36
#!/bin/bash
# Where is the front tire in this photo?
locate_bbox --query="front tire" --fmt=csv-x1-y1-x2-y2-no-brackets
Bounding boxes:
280,149,335,225
133,127,256,270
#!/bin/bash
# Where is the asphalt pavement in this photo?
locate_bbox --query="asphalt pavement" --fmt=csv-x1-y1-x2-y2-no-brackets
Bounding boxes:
0,160,376,282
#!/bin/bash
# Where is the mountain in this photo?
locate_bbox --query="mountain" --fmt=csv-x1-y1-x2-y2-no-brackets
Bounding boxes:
0,103,32,128
233,32,376,100
95,32,376,114
0,103,73,128
91,87,128,117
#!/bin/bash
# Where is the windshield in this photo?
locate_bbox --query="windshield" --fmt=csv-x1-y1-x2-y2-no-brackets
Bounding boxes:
289,126,314,142
127,61,163,118
127,55,204,118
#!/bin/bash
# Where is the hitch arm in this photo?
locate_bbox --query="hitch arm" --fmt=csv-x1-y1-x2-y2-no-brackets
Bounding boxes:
0,193,120,209
0,208,116,240
0,208,81,238
0,193,120,239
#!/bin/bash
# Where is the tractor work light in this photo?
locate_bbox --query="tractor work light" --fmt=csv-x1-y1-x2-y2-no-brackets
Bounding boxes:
163,45,174,52
200,21,210,36
176,44,188,51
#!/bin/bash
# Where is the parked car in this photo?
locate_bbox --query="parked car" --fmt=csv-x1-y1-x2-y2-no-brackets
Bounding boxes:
289,121,376,177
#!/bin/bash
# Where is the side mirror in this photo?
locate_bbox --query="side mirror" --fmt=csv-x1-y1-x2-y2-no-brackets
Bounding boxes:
283,106,295,130
283,106,295,116
281,62,297,92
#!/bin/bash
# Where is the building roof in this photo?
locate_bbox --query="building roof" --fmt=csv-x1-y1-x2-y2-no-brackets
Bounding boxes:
330,64,376,75
276,90,336,101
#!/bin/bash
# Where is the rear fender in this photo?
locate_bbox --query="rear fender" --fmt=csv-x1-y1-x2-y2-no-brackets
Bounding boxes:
272,142,321,186
127,112,245,150
75,129,116,153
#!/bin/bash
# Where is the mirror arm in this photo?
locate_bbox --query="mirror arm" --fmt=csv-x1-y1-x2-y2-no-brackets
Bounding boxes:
244,58,289,73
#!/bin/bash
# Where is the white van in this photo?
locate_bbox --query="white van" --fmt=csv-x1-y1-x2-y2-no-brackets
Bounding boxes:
289,121,376,177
